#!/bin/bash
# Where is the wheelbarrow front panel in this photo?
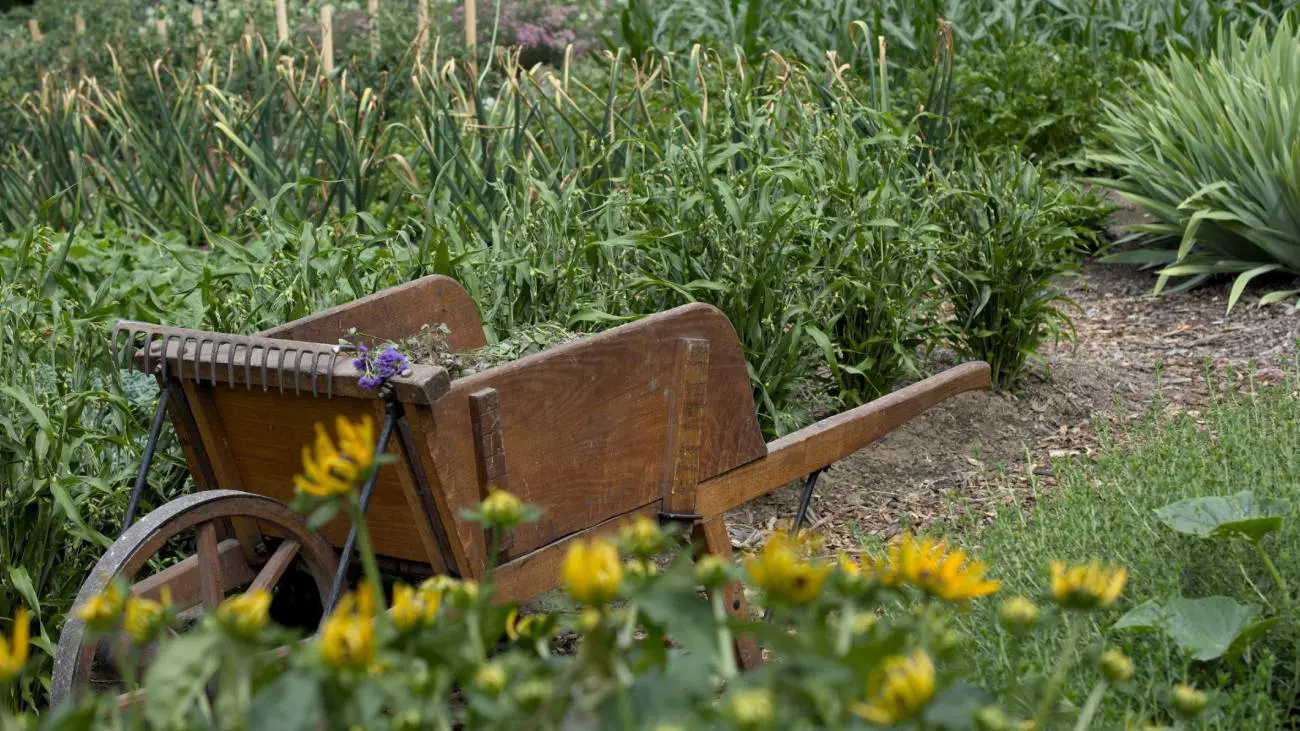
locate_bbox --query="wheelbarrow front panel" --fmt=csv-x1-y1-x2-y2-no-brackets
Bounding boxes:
198,385,451,569
425,303,767,574
261,274,488,351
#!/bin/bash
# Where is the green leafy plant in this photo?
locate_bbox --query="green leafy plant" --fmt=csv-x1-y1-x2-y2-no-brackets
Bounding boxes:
1090,14,1300,310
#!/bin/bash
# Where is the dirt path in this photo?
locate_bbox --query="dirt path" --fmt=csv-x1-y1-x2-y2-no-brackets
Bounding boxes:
726,216,1300,555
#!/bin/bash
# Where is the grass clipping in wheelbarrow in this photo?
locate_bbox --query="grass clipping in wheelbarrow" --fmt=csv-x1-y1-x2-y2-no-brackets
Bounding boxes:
398,322,580,378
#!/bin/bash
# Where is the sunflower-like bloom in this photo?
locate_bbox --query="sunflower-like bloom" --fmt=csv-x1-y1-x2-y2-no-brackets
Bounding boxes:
391,583,441,631
851,649,937,726
877,534,1001,603
294,415,376,498
77,582,128,632
1049,560,1126,610
0,608,30,685
123,589,171,642
319,589,376,671
744,531,832,605
216,590,272,638
561,538,624,606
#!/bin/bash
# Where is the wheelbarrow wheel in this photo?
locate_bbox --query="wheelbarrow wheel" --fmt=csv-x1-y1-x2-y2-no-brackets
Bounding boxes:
51,489,338,703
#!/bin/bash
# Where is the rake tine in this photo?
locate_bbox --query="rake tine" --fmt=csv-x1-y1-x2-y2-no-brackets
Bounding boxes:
140,328,153,376
292,349,305,396
310,350,322,397
182,336,201,382
162,334,183,380
225,339,238,389
327,350,342,400
111,325,126,369
245,343,255,390
261,347,273,392
198,337,217,384
277,348,290,395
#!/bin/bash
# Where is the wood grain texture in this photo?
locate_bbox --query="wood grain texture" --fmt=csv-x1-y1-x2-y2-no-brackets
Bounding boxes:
206,389,431,562
470,388,512,554
493,502,660,604
692,517,762,669
131,538,255,609
426,303,766,572
261,275,487,351
663,339,709,515
696,362,992,518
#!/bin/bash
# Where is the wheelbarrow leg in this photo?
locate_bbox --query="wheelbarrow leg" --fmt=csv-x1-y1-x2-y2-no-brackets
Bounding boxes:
322,401,400,616
792,468,824,533
692,517,763,670
121,387,172,535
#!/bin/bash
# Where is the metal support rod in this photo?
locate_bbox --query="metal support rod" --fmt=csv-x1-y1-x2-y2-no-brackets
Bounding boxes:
121,388,172,536
763,468,824,622
323,401,399,615
792,468,824,533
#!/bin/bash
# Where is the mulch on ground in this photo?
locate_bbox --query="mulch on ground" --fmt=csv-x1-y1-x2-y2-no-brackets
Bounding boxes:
725,198,1300,556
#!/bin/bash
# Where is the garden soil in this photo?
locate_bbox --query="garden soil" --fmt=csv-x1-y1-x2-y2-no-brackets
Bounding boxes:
724,195,1300,556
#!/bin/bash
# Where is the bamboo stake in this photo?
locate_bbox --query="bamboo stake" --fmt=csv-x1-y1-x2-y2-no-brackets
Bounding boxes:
416,0,428,59
274,0,289,44
191,5,203,26
156,19,168,40
464,0,476,56
74,14,86,34
28,19,43,41
368,0,379,60
320,5,334,77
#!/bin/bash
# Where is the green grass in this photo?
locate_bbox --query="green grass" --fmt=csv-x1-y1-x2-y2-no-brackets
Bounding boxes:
947,369,1300,727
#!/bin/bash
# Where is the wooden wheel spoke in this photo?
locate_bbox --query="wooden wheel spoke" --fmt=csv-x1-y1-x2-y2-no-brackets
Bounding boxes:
196,521,223,610
250,540,300,593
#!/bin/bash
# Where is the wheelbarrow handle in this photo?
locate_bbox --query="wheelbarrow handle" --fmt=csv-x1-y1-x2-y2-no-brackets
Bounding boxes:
696,361,992,520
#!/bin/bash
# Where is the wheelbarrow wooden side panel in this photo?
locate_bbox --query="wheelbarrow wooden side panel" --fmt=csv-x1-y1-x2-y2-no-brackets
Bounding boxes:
487,362,991,603
421,302,768,573
260,274,488,351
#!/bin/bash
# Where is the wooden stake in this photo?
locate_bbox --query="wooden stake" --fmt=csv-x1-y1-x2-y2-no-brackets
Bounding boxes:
417,0,428,58
28,19,43,42
368,0,379,61
191,6,204,26
274,0,289,44
464,0,476,53
320,5,334,77
156,19,168,40
74,14,86,35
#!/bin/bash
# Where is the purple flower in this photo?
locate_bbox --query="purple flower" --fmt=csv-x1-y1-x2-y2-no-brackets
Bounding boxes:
353,343,409,390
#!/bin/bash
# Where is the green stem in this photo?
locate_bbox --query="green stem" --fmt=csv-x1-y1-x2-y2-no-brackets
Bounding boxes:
712,591,738,680
1256,543,1289,599
349,499,385,612
1072,680,1108,731
1033,615,1080,727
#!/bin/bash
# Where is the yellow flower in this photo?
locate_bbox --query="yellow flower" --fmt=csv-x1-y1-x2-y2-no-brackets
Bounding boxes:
77,582,128,632
561,538,624,606
1099,648,1135,683
1049,560,1126,610
479,489,526,528
878,534,1001,603
727,688,775,728
851,649,936,726
123,590,170,642
391,583,440,631
0,608,31,685
319,591,376,671
294,415,375,498
619,515,664,557
214,590,272,638
998,597,1041,634
744,531,831,605
695,554,730,587
474,662,507,694
1170,684,1207,718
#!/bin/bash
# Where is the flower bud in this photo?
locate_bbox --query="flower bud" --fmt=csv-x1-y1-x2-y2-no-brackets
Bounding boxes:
695,555,730,588
1171,684,1207,718
1098,648,1134,683
974,706,1011,731
474,662,507,695
727,688,775,728
619,516,665,557
998,597,1040,634
479,489,526,529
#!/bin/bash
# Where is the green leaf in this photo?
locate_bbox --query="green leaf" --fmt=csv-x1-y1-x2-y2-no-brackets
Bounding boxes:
7,567,40,615
1154,491,1289,543
143,633,222,728
250,672,325,731
924,682,993,730
1113,596,1263,661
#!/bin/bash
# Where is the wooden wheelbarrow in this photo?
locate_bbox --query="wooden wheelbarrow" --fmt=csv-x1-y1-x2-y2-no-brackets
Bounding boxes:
52,275,990,699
